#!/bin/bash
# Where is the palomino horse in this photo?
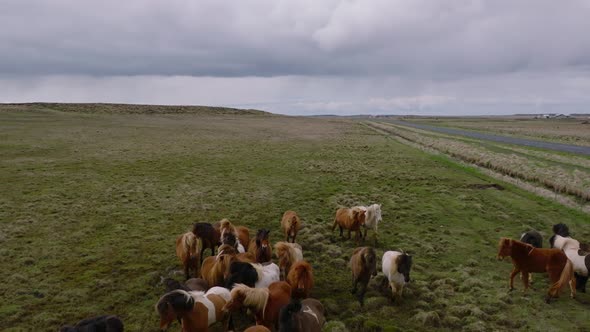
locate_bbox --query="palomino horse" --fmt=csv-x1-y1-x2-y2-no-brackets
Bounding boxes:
279,298,325,332
218,219,249,253
193,223,221,263
176,232,201,280
382,250,412,301
156,287,231,332
332,207,366,245
60,315,124,332
200,252,235,288
274,241,303,281
349,247,377,306
287,260,314,299
281,210,302,243
356,204,382,244
248,229,273,263
497,237,575,303
550,233,590,293
223,281,292,331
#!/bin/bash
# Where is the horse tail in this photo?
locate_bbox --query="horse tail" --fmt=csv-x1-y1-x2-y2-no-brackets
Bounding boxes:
250,263,264,282
549,258,574,298
332,215,338,231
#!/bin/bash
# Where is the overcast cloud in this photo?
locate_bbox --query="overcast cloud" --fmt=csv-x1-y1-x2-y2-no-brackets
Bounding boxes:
1,0,589,115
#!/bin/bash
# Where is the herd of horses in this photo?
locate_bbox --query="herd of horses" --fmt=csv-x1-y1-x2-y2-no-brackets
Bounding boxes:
499,223,590,303
59,204,589,332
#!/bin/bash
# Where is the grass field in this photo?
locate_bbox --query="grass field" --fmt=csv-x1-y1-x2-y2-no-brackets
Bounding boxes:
404,117,590,147
1,104,590,331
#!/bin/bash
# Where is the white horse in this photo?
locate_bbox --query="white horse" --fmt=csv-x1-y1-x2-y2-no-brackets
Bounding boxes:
551,234,588,276
354,204,382,243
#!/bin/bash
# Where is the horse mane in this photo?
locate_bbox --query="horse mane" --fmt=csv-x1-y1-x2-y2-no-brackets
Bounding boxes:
155,289,195,316
231,284,269,317
553,223,570,237
396,252,412,270
275,242,298,265
217,244,237,257
220,219,236,237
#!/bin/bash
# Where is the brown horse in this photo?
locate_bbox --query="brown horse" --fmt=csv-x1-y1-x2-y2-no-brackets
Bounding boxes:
156,287,231,332
245,326,271,332
278,298,325,332
497,237,576,303
287,261,314,299
193,222,221,263
223,281,292,331
200,252,235,288
349,247,377,306
218,219,250,252
186,278,209,292
332,207,366,244
218,244,256,263
248,229,273,263
281,211,302,243
274,242,303,281
176,232,201,280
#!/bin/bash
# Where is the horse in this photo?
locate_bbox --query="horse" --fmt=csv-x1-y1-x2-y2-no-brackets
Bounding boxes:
274,242,303,281
223,281,292,331
382,250,412,301
357,204,382,244
349,247,377,306
218,243,256,263
193,222,221,263
225,261,280,289
248,229,273,263
200,252,235,288
155,287,231,332
287,260,314,299
332,207,366,244
163,277,192,292
218,219,249,253
497,237,576,303
221,231,246,254
281,210,302,243
550,233,590,293
176,232,201,280
520,230,543,249
60,315,124,332
278,298,325,332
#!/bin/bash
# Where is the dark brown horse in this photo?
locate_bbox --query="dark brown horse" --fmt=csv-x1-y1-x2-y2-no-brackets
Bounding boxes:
287,260,314,299
279,298,325,332
193,222,221,263
60,315,123,332
497,237,576,303
248,229,273,263
349,247,377,306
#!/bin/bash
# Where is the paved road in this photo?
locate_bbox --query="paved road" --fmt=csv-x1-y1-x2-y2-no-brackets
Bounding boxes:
380,120,590,156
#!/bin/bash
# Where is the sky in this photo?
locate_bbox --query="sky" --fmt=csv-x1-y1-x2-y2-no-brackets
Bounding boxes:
1,0,590,115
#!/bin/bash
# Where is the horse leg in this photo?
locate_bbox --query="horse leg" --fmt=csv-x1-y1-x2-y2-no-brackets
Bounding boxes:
292,232,296,243
351,276,357,294
358,282,367,306
184,261,190,280
509,267,520,291
522,271,530,292
339,226,343,237
570,276,577,299
347,229,351,239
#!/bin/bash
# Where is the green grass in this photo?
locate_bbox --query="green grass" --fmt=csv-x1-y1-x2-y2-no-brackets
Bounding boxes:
1,104,589,331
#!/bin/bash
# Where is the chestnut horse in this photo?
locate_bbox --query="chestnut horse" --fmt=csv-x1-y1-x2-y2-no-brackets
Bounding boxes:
200,252,235,288
332,207,366,244
349,247,377,306
281,211,302,243
278,298,325,332
248,229,273,263
156,287,231,332
193,222,221,263
287,260,314,299
274,242,303,281
497,237,575,303
223,281,292,331
218,219,249,252
176,232,201,280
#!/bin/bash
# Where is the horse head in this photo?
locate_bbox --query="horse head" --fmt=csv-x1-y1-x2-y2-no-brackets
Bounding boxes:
362,247,377,277
155,290,194,330
497,238,512,260
398,252,412,283
552,223,570,237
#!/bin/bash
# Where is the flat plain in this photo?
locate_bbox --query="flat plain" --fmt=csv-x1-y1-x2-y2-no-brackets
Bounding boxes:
1,104,589,331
